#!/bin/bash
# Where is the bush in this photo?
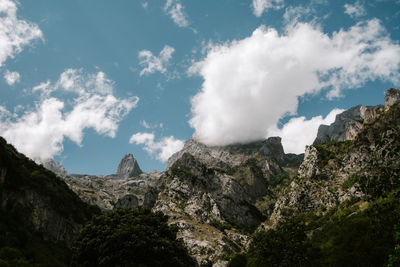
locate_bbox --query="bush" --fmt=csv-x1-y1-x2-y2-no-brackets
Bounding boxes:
71,209,195,267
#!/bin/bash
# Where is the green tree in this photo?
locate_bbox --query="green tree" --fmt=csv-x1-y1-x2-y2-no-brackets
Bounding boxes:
71,209,195,267
246,217,312,267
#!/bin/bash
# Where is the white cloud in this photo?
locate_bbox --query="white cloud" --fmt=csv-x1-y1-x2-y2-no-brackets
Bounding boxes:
252,0,284,17
164,0,189,28
0,69,138,162
141,2,148,9
189,20,400,147
344,1,366,19
269,108,344,154
0,0,43,67
138,45,175,76
3,70,20,85
129,132,184,162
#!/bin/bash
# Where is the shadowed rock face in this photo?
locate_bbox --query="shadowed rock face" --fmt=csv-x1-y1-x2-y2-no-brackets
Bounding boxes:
314,88,400,146
313,105,383,145
116,154,142,178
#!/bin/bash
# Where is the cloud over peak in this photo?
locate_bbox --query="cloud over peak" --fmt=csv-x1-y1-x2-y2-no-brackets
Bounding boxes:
130,132,184,162
189,20,400,147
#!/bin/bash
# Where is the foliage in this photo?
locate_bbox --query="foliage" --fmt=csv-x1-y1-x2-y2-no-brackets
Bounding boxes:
71,209,195,267
246,217,313,267
270,172,289,187
239,189,400,267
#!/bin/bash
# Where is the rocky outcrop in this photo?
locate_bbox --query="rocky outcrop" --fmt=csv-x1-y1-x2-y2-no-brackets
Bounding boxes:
114,194,139,209
154,137,303,265
268,88,400,228
314,88,400,146
116,154,142,178
313,104,383,145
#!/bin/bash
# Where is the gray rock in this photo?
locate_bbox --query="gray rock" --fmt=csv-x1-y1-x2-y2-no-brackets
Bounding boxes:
116,154,142,178
114,194,139,209
313,104,383,145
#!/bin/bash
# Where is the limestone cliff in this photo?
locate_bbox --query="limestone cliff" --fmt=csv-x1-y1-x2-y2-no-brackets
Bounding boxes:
268,88,400,228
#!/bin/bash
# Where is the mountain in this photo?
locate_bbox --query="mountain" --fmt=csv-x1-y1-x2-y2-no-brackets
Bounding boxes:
39,87,400,266
0,137,98,266
116,153,143,178
62,136,303,264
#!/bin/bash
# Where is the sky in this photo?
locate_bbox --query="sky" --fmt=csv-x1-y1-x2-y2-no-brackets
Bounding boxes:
0,0,399,175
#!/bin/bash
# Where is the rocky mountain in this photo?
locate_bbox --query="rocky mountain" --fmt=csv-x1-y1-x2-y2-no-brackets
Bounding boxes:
116,153,142,178
313,104,383,145
268,87,400,227
38,87,400,266
154,137,304,265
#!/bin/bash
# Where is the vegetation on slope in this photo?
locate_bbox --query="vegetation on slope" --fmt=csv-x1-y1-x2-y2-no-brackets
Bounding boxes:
71,209,195,267
0,137,99,266
230,189,400,266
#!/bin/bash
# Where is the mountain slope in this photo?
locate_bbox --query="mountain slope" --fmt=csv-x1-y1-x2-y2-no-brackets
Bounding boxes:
0,137,98,266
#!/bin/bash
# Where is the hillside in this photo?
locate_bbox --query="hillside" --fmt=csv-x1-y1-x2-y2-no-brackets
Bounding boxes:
0,137,98,266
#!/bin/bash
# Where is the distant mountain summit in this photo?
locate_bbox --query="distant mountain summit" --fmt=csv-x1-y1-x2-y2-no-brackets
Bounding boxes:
116,153,142,178
313,87,400,145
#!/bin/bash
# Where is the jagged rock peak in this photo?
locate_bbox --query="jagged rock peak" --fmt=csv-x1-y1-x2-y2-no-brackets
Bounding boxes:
385,87,400,110
313,104,383,145
116,154,142,178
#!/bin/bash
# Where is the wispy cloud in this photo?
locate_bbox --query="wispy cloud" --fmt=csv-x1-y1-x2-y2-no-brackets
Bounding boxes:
164,0,189,28
3,70,20,85
0,69,138,162
129,132,184,162
0,0,43,67
138,45,175,76
344,1,366,19
252,0,284,17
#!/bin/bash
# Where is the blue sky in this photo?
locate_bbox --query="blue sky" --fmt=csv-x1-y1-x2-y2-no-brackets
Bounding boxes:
0,0,399,175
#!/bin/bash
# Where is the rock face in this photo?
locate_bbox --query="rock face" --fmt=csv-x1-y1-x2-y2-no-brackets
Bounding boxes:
313,104,383,145
268,88,400,228
314,88,400,146
63,171,162,210
154,137,303,265
116,154,142,178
